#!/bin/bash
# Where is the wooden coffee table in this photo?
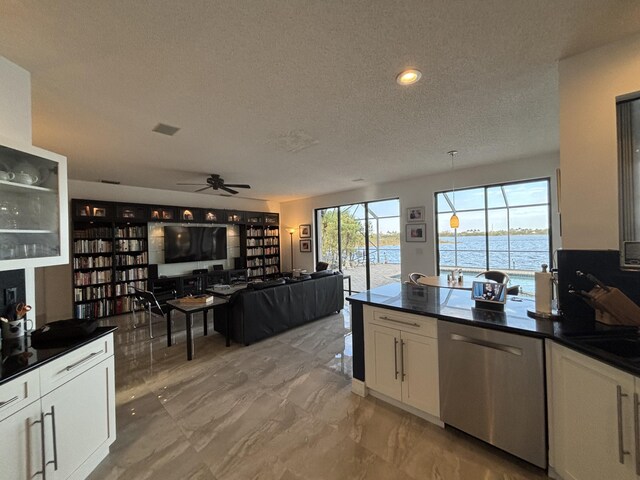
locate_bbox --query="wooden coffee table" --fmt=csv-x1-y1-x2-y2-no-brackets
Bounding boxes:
165,297,229,361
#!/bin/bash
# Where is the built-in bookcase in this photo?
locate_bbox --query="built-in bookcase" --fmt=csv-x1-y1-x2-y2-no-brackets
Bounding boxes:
72,200,149,319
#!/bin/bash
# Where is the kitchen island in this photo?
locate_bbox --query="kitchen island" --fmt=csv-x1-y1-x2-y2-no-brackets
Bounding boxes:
348,282,640,476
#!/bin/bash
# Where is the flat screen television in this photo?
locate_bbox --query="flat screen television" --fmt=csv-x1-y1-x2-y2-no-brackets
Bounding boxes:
164,226,227,264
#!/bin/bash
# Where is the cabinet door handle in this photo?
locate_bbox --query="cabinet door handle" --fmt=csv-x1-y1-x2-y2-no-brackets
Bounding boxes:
379,316,421,328
31,413,46,479
617,385,631,464
400,339,406,381
0,395,18,408
64,350,102,371
394,337,399,380
45,406,59,471
635,392,640,475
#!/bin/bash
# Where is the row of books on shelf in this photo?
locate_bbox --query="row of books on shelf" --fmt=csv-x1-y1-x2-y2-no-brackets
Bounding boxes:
115,267,147,282
247,265,280,277
73,227,112,239
264,256,279,266
115,280,146,295
264,247,279,255
115,252,148,266
73,255,112,269
247,257,264,267
74,269,112,286
115,239,146,252
74,239,112,254
265,228,279,237
246,238,264,247
115,226,146,238
246,227,264,237
74,280,148,302
75,296,137,319
264,237,278,246
74,284,112,301
246,247,264,256
75,299,114,319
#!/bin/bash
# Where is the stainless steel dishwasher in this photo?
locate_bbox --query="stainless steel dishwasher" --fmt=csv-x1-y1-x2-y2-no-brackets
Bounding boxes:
438,321,546,468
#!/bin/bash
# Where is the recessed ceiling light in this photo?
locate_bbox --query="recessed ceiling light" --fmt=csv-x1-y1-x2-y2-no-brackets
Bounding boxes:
396,69,422,86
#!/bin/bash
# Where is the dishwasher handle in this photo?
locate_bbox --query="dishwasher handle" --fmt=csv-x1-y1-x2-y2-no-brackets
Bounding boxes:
450,333,523,356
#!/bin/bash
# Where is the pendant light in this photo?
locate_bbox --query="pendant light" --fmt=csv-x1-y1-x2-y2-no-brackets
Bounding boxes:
448,150,459,229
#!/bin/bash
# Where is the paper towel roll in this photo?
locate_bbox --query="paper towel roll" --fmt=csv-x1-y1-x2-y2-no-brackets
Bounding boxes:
535,271,552,314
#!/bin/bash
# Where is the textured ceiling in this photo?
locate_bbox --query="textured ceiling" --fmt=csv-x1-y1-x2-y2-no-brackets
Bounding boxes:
1,1,640,202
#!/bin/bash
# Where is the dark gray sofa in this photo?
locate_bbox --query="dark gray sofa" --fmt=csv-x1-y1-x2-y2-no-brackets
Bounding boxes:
216,272,344,345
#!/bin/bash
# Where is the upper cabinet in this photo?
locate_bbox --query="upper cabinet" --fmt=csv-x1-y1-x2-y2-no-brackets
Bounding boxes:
0,137,68,271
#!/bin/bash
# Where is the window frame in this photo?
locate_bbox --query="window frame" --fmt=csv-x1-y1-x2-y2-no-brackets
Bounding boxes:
434,177,553,275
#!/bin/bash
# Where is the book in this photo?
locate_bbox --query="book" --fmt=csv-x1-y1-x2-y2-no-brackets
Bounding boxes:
179,294,214,304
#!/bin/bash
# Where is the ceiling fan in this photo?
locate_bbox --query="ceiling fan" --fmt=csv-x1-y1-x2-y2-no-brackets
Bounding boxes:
177,174,251,195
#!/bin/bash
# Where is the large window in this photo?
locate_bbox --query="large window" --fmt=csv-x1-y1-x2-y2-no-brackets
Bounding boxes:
436,179,551,295
316,199,400,293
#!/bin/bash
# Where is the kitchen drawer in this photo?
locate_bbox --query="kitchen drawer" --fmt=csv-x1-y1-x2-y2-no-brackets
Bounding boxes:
0,369,40,421
369,307,437,338
39,335,113,395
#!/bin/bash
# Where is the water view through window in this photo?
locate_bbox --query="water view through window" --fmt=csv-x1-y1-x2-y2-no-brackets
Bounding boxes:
316,199,400,293
436,179,551,296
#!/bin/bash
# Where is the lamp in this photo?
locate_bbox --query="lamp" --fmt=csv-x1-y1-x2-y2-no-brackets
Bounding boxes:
286,228,295,271
448,150,459,229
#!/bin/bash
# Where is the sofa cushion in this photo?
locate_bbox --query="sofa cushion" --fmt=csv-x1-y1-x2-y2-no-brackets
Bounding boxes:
309,270,334,279
247,278,286,290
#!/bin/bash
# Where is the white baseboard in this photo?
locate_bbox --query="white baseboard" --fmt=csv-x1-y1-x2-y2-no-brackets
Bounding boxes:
368,389,444,428
351,378,367,397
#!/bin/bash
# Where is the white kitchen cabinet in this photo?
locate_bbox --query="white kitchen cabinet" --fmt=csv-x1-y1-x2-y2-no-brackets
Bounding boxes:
0,333,115,480
364,306,439,419
41,356,115,480
548,341,637,480
0,400,44,480
0,135,68,271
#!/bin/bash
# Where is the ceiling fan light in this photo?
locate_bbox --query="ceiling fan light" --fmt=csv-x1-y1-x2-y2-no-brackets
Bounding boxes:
450,213,459,229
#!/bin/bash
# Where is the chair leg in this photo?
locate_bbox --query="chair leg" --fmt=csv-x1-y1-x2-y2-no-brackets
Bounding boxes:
147,303,154,339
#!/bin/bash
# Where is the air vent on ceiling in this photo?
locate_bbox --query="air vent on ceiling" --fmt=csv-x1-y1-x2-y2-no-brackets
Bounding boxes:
152,123,180,136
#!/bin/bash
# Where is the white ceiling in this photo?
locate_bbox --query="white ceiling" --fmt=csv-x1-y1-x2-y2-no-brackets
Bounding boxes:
1,1,640,202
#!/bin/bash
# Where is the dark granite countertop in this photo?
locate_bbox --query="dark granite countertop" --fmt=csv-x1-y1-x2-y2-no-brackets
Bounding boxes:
0,326,117,386
348,283,640,377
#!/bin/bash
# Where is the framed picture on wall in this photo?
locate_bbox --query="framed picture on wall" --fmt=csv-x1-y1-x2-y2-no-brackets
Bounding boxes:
407,207,425,222
406,223,426,242
299,224,311,238
300,239,312,252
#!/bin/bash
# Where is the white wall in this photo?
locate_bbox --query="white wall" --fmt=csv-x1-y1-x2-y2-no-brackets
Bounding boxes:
0,57,31,145
559,32,640,249
280,152,561,279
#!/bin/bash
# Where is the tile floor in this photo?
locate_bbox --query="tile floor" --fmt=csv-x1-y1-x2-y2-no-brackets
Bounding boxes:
88,307,549,480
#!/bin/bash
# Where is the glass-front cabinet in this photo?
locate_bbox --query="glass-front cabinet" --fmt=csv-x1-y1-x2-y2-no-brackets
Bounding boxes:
0,138,68,271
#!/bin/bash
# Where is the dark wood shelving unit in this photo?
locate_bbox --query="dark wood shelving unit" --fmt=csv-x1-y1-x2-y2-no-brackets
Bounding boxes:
71,199,281,316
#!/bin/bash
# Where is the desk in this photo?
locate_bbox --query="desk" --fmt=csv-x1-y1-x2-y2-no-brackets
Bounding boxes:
417,275,473,290
165,297,229,360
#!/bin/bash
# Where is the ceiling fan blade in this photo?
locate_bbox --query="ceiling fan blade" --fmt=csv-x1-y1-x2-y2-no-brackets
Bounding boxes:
224,183,251,189
195,186,211,192
177,183,207,186
219,185,239,195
